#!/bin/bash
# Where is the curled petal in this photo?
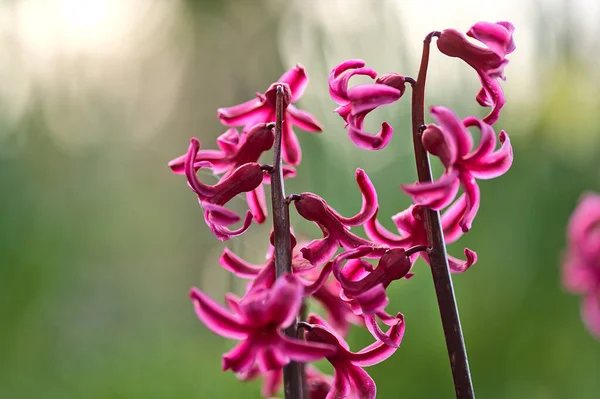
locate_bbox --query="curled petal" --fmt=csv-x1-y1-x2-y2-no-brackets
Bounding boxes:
304,262,333,296
462,116,497,162
448,248,477,273
349,314,404,366
219,247,264,278
282,121,302,165
441,194,467,244
348,120,394,150
329,59,377,104
364,211,410,247
330,169,378,226
421,124,458,168
301,237,339,268
216,128,240,154
345,365,377,399
567,193,600,257
204,203,241,226
189,288,248,339
279,64,309,103
467,130,513,179
329,368,352,399
430,106,473,158
353,284,389,316
209,210,254,241
458,173,481,232
477,71,506,125
401,168,460,209
467,21,516,59
364,314,397,348
256,348,288,373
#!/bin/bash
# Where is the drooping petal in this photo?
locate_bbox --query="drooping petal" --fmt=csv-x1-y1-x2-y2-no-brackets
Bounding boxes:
349,313,405,367
364,314,397,348
348,119,394,151
256,347,289,373
246,185,268,224
458,172,481,232
282,119,302,165
328,59,377,104
279,64,309,103
216,127,241,154
462,116,497,163
441,194,467,244
219,247,264,278
189,288,248,339
327,368,352,399
287,104,323,132
467,21,516,59
301,237,339,267
304,262,333,296
329,169,378,226
347,84,401,115
209,210,254,241
345,365,377,399
204,203,241,226
476,71,505,125
364,211,411,247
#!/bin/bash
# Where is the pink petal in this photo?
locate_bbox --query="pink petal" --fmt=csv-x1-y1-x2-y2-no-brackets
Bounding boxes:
582,292,600,339
209,210,254,241
304,262,333,296
219,248,264,278
430,106,473,158
267,274,304,327
327,368,352,399
279,64,309,103
349,314,404,367
189,288,248,339
203,203,241,226
282,120,302,165
421,124,458,168
278,334,337,362
328,59,377,104
287,105,323,132
262,369,283,397
392,205,419,236
256,347,289,373
441,194,467,244
222,339,258,373
467,21,516,58
364,314,397,348
364,211,411,247
301,237,339,267
353,284,389,315
448,249,477,273
477,71,505,125
216,128,240,154
466,130,513,179
347,84,401,115
184,138,215,199
330,169,378,226
347,120,394,150
400,168,460,209
345,365,377,399
218,97,271,127
246,185,268,224
462,116,497,163
458,172,481,232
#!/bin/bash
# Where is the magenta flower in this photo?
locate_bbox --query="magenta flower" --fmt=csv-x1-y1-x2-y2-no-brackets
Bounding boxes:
169,123,283,224
436,21,515,124
365,195,477,273
401,106,513,232
291,169,384,266
303,313,405,399
563,192,600,339
189,274,336,374
329,59,410,150
218,65,322,165
184,137,266,240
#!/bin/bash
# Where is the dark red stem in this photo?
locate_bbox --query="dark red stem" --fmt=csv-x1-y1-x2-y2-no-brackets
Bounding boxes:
270,85,304,399
410,32,475,399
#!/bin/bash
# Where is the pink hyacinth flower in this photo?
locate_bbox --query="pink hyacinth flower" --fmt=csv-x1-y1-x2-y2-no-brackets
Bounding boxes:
217,65,322,165
401,106,513,232
169,123,286,224
437,21,515,124
184,137,265,240
291,170,385,266
563,192,600,339
303,313,405,399
189,274,336,374
329,59,410,150
364,196,477,273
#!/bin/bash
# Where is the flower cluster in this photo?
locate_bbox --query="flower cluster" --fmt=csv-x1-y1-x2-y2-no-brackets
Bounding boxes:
170,20,515,399
563,193,600,339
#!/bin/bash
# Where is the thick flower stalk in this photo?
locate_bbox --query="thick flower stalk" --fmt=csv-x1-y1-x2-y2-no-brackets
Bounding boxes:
328,59,411,150
401,106,513,232
563,192,600,339
436,21,515,124
218,65,322,165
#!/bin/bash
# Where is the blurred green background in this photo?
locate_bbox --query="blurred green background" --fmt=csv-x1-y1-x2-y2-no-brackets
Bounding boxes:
1,0,599,398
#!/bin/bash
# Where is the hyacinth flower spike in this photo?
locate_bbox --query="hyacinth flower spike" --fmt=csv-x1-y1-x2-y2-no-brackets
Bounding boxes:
218,65,322,165
328,59,411,150
401,106,513,232
563,193,600,339
436,21,515,124
302,313,405,399
189,274,336,374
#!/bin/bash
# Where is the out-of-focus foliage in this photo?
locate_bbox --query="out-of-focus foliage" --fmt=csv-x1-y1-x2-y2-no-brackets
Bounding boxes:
0,0,599,398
